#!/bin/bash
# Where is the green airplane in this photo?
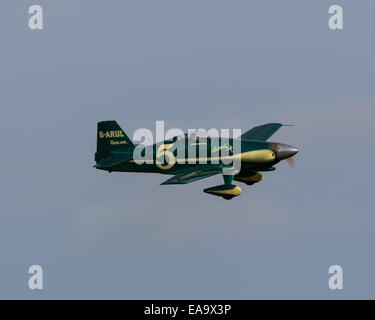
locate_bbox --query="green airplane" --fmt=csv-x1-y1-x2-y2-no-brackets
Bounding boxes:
94,121,298,200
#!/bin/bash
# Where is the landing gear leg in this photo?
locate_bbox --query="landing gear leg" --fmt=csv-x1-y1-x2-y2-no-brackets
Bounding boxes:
223,174,234,186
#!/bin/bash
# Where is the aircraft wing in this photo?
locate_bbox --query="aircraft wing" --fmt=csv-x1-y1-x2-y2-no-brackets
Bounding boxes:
241,123,283,141
160,166,222,185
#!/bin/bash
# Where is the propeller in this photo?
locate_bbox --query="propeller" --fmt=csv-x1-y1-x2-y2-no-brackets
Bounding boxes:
287,155,296,169
273,142,298,168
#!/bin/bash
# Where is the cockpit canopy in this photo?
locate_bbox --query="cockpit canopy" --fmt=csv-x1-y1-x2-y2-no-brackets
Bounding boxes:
175,131,214,141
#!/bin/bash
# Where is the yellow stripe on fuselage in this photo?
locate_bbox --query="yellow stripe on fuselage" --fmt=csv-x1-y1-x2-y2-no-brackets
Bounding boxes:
128,149,275,166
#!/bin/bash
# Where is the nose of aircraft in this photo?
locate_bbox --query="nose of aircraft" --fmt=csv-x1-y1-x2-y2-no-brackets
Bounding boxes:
276,143,298,160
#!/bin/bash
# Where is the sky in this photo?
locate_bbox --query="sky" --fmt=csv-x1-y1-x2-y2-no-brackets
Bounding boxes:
0,0,374,299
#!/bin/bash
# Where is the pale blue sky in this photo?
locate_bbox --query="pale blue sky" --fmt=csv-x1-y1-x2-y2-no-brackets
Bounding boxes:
1,0,374,299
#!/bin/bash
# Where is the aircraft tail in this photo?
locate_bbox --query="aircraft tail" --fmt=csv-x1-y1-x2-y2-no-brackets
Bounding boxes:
95,120,134,162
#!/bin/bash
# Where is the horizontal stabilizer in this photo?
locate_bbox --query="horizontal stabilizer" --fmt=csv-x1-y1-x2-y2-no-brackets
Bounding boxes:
95,151,133,169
